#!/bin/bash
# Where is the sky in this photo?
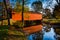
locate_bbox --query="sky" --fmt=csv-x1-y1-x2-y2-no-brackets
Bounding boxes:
42,0,57,12
0,0,58,12
8,0,58,11
0,0,58,8
29,0,58,12
9,0,37,8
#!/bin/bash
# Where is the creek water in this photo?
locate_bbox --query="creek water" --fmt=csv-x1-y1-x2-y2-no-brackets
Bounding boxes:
27,28,56,40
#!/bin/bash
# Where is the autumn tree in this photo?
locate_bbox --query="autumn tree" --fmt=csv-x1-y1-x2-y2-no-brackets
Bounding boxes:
53,4,60,18
13,0,29,12
31,1,42,12
44,9,53,19
14,4,29,12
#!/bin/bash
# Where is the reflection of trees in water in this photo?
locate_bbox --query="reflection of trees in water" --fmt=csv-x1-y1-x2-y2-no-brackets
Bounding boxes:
32,31,43,40
53,24,60,40
31,23,52,40
43,23,60,39
27,24,60,40
31,24,53,40
43,23,52,32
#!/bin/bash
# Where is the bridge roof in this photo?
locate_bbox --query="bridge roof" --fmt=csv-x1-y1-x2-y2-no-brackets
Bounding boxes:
12,11,42,21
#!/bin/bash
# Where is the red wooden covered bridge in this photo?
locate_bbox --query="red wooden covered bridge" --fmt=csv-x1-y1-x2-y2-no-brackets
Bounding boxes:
12,11,42,34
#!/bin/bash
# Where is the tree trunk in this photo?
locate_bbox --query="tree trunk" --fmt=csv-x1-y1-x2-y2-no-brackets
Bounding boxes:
3,0,10,27
22,0,24,28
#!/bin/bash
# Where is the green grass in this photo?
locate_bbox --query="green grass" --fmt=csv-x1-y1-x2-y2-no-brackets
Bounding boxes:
0,25,8,40
0,25,8,30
